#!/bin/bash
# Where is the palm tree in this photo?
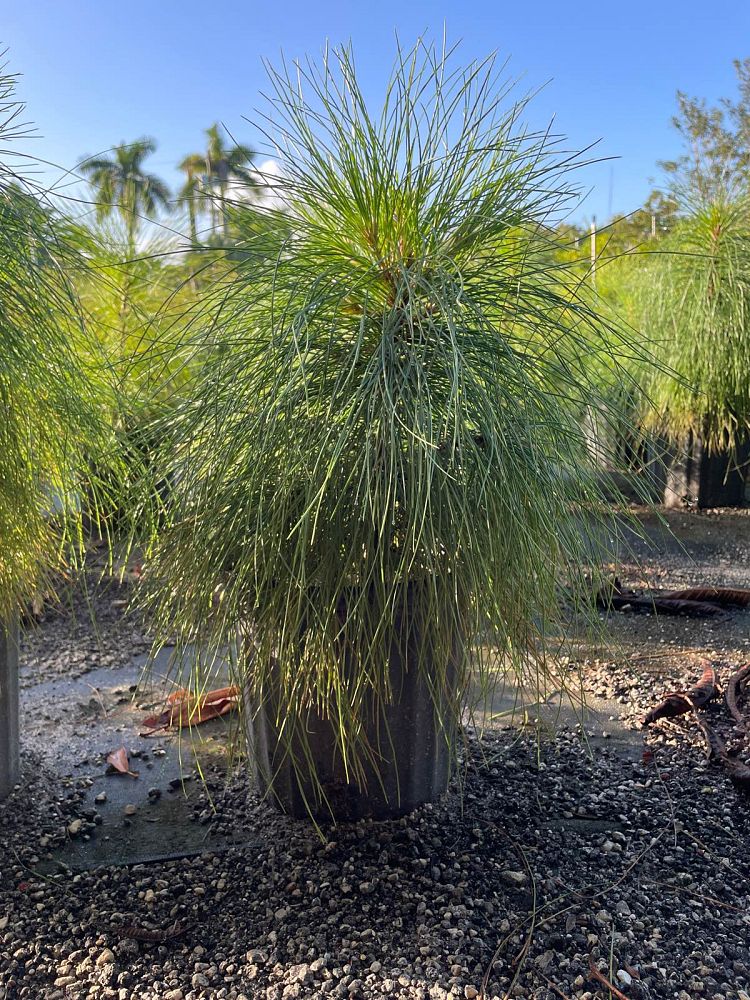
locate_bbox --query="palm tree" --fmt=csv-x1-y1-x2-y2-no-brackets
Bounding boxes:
177,153,206,246
204,123,256,236
80,138,170,253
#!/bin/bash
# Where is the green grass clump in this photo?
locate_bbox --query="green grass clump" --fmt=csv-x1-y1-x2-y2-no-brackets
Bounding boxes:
627,193,750,453
0,70,111,613
133,39,643,795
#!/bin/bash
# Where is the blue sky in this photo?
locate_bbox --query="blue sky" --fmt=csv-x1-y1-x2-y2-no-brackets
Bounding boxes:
4,0,750,224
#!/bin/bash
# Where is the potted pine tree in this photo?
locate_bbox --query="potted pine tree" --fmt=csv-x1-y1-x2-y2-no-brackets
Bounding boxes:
137,40,636,821
631,193,750,507
0,72,109,798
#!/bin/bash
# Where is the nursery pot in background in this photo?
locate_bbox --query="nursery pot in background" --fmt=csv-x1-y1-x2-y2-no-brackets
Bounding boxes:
246,582,463,822
0,612,20,800
664,432,750,509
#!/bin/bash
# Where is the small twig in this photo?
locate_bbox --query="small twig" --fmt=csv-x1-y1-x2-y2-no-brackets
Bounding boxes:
115,918,192,942
83,683,109,716
682,829,750,883
553,827,668,902
588,957,630,1000
480,834,537,1000
11,850,78,900
641,877,744,912
540,973,571,1000
479,825,668,1000
648,746,679,846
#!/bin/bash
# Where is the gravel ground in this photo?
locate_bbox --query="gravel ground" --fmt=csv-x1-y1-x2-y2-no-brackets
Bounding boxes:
1,511,749,1000
20,564,148,692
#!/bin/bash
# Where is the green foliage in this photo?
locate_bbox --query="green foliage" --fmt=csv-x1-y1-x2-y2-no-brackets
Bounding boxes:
132,40,640,799
628,193,750,451
178,124,257,240
659,59,750,202
62,210,207,540
0,73,109,612
74,219,193,412
177,153,208,246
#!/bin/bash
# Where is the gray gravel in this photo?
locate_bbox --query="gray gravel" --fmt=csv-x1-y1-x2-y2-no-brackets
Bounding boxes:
1,708,749,1000
20,564,148,693
1,512,749,999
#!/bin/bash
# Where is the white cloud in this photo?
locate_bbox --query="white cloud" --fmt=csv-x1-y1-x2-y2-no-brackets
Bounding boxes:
227,157,290,213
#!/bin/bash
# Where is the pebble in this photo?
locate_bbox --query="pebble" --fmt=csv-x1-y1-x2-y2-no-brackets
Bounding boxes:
2,524,750,1000
95,949,115,967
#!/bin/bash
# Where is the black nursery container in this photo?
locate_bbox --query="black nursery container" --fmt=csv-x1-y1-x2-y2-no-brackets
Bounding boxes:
246,583,462,822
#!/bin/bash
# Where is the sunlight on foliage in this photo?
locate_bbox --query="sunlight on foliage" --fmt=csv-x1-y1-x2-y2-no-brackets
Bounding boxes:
0,70,110,614
132,39,644,803
626,192,750,453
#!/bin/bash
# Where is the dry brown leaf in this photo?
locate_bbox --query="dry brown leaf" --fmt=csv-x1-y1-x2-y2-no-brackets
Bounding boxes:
105,747,139,779
142,686,239,732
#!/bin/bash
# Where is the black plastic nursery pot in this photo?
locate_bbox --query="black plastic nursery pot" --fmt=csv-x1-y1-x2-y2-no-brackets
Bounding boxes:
0,612,20,801
664,433,750,509
246,582,463,822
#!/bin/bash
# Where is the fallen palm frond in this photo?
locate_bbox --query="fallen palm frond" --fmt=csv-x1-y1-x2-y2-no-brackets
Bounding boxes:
660,586,750,607
642,662,718,725
596,579,750,617
596,580,723,617
644,661,750,793
693,714,750,791
606,594,721,617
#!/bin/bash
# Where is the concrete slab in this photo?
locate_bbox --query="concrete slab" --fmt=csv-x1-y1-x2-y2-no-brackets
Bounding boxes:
467,668,644,761
21,648,252,872
19,645,641,871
